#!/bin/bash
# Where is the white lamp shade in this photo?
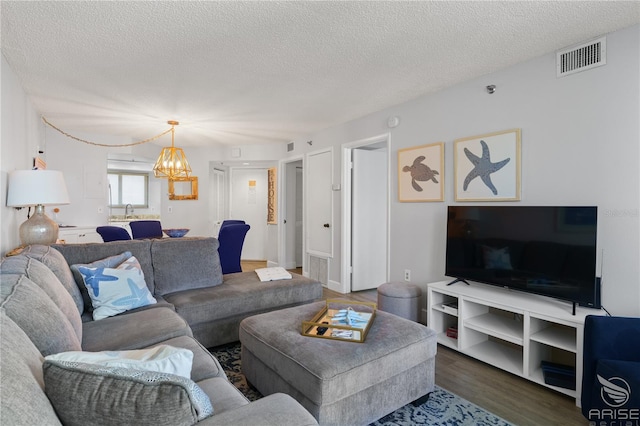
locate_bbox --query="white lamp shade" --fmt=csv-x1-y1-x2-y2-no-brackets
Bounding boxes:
7,170,70,207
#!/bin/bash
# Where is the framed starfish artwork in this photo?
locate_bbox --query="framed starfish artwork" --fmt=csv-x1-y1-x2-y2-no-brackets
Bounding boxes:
454,129,521,201
398,142,444,202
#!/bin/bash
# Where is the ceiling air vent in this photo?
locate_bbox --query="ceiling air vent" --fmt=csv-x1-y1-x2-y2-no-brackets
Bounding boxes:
557,37,606,78
287,142,294,152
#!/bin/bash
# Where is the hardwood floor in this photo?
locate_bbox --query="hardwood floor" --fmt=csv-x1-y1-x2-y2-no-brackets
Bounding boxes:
241,260,272,271
242,261,588,425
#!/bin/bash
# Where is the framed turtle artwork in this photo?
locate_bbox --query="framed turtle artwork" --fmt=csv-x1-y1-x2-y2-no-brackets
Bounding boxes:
454,128,521,202
397,142,444,202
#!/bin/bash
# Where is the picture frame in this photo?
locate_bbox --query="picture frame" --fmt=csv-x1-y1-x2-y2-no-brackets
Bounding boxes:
267,167,277,224
397,142,444,202
168,176,198,200
454,129,521,201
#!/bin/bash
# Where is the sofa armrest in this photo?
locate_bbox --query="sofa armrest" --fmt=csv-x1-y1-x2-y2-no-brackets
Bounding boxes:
196,393,318,426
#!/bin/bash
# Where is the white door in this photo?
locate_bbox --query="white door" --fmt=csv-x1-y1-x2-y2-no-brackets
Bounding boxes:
351,148,388,290
209,167,225,236
306,149,332,257
229,168,267,260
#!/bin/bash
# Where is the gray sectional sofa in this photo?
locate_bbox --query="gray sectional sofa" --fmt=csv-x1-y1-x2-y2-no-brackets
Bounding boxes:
0,237,322,425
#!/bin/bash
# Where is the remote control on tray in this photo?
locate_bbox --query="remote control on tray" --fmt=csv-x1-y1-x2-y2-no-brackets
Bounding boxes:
316,322,329,336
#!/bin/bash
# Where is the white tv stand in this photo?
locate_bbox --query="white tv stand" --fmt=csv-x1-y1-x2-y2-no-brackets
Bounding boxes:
427,280,604,406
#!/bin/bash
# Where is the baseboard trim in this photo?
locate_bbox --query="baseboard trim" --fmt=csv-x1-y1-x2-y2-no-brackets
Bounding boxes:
327,279,345,293
280,260,298,269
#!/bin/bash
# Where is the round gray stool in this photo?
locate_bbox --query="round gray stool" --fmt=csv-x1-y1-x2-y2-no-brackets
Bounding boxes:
377,282,422,322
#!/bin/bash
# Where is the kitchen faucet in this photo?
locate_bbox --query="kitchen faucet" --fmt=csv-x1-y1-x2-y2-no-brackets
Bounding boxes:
125,204,134,218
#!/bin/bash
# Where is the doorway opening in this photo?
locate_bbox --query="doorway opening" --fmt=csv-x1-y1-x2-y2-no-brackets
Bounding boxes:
209,165,226,236
279,157,305,273
341,134,390,293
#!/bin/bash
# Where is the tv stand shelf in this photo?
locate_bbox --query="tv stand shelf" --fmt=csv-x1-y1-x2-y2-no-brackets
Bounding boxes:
427,280,605,406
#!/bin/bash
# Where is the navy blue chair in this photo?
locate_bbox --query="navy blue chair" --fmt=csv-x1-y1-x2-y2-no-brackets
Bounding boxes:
217,223,250,274
96,226,131,242
129,220,163,239
581,315,640,423
220,219,246,230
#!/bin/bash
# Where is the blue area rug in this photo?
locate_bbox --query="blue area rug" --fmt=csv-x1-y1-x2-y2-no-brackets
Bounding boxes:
371,386,513,426
210,343,513,426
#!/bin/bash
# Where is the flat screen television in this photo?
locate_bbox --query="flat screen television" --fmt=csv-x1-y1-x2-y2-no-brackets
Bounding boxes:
445,206,600,310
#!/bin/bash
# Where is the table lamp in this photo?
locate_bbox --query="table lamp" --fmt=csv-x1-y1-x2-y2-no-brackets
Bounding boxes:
7,169,70,246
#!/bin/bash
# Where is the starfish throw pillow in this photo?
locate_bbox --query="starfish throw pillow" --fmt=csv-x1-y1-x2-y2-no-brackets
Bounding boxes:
77,255,156,320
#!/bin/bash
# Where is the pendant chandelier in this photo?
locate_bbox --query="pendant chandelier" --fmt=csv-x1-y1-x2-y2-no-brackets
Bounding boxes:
153,120,192,179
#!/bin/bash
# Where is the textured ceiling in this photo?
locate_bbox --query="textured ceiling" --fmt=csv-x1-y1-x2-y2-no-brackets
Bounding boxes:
2,1,639,147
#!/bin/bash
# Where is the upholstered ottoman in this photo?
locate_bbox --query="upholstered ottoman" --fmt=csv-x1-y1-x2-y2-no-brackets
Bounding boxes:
377,281,422,322
239,301,437,425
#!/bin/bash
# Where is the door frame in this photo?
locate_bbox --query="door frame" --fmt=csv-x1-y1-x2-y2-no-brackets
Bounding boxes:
278,155,306,274
341,133,391,294
208,164,227,236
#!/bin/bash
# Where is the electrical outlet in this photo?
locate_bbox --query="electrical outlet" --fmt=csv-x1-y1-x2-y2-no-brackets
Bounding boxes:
404,269,411,281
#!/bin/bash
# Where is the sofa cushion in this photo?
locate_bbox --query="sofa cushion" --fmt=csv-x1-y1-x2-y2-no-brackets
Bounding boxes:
43,359,214,426
70,250,132,315
196,377,249,415
76,255,157,320
150,335,226,382
52,239,155,294
194,392,318,426
165,271,323,347
0,274,81,356
167,271,321,326
20,245,84,314
0,256,82,342
45,345,194,379
82,306,192,352
151,237,223,296
0,311,62,426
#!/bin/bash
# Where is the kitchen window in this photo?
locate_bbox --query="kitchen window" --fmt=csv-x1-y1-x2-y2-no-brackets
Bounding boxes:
108,171,149,208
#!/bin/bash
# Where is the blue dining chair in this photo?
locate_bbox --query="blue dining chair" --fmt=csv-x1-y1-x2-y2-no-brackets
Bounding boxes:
96,226,131,242
129,220,163,239
217,223,250,274
220,219,246,230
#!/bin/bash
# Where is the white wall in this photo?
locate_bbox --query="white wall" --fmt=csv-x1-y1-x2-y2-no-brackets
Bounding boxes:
285,25,640,316
32,128,279,240
229,167,268,260
45,128,127,226
2,25,638,315
1,54,44,252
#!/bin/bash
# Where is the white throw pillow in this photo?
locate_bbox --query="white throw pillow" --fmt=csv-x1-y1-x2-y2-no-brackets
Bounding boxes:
45,345,194,379
77,255,157,320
